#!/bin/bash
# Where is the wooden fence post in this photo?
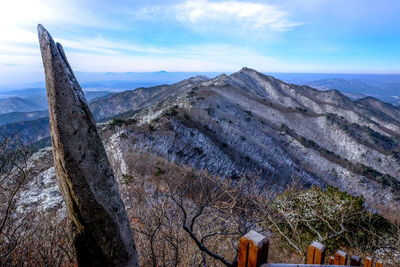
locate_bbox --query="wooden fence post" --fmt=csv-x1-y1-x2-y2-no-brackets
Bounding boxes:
334,250,347,265
328,256,335,264
349,255,361,266
375,259,383,267
306,241,326,264
238,230,269,267
364,256,373,267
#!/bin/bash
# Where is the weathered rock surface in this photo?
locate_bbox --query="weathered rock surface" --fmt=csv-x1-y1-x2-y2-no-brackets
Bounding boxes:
37,24,139,266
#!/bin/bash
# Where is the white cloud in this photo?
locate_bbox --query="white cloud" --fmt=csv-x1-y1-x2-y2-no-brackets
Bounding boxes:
0,0,123,85
58,37,165,55
137,0,300,32
0,0,93,43
64,43,291,73
0,0,124,53
0,40,285,75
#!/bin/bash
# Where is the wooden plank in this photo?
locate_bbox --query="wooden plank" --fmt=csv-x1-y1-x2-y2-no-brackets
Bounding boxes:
306,245,316,264
328,256,335,265
238,230,269,267
349,255,361,266
364,257,373,267
263,264,358,267
306,241,326,264
375,259,383,267
334,250,347,265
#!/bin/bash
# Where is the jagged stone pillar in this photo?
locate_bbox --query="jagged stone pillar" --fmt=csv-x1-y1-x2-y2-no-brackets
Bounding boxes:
37,24,139,266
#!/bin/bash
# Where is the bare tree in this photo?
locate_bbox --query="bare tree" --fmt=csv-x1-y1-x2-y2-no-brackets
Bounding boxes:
120,151,272,266
0,134,76,266
21,212,75,267
0,134,32,263
166,171,272,267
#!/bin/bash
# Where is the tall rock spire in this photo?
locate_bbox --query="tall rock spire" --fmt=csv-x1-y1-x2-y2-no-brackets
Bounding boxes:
37,24,139,266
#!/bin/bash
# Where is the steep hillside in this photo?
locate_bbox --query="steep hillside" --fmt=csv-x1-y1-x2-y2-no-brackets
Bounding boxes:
98,68,400,212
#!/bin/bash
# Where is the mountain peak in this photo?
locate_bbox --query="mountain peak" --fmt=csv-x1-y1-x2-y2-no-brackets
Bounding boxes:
232,67,278,84
238,67,257,74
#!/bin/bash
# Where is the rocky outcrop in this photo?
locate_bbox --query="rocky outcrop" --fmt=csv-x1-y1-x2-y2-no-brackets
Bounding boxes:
37,24,139,266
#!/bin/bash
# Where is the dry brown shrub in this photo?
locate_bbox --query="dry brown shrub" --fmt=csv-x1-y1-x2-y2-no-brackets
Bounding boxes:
120,150,272,266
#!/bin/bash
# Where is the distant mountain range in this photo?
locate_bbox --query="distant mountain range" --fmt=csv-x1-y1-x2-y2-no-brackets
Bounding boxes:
0,117,50,145
0,97,46,114
1,71,398,112
0,90,114,126
304,78,400,106
1,71,399,148
0,110,49,126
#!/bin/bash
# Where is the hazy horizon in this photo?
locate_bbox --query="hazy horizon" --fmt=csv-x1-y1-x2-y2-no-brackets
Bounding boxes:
1,0,400,86
2,70,400,90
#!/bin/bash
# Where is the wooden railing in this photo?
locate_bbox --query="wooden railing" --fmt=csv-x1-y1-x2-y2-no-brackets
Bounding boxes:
238,230,384,267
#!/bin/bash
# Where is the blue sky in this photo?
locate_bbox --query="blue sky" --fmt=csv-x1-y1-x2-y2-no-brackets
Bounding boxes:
1,0,399,86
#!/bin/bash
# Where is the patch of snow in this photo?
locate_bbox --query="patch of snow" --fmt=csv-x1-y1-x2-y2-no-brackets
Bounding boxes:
107,130,129,175
137,109,163,125
17,166,62,213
